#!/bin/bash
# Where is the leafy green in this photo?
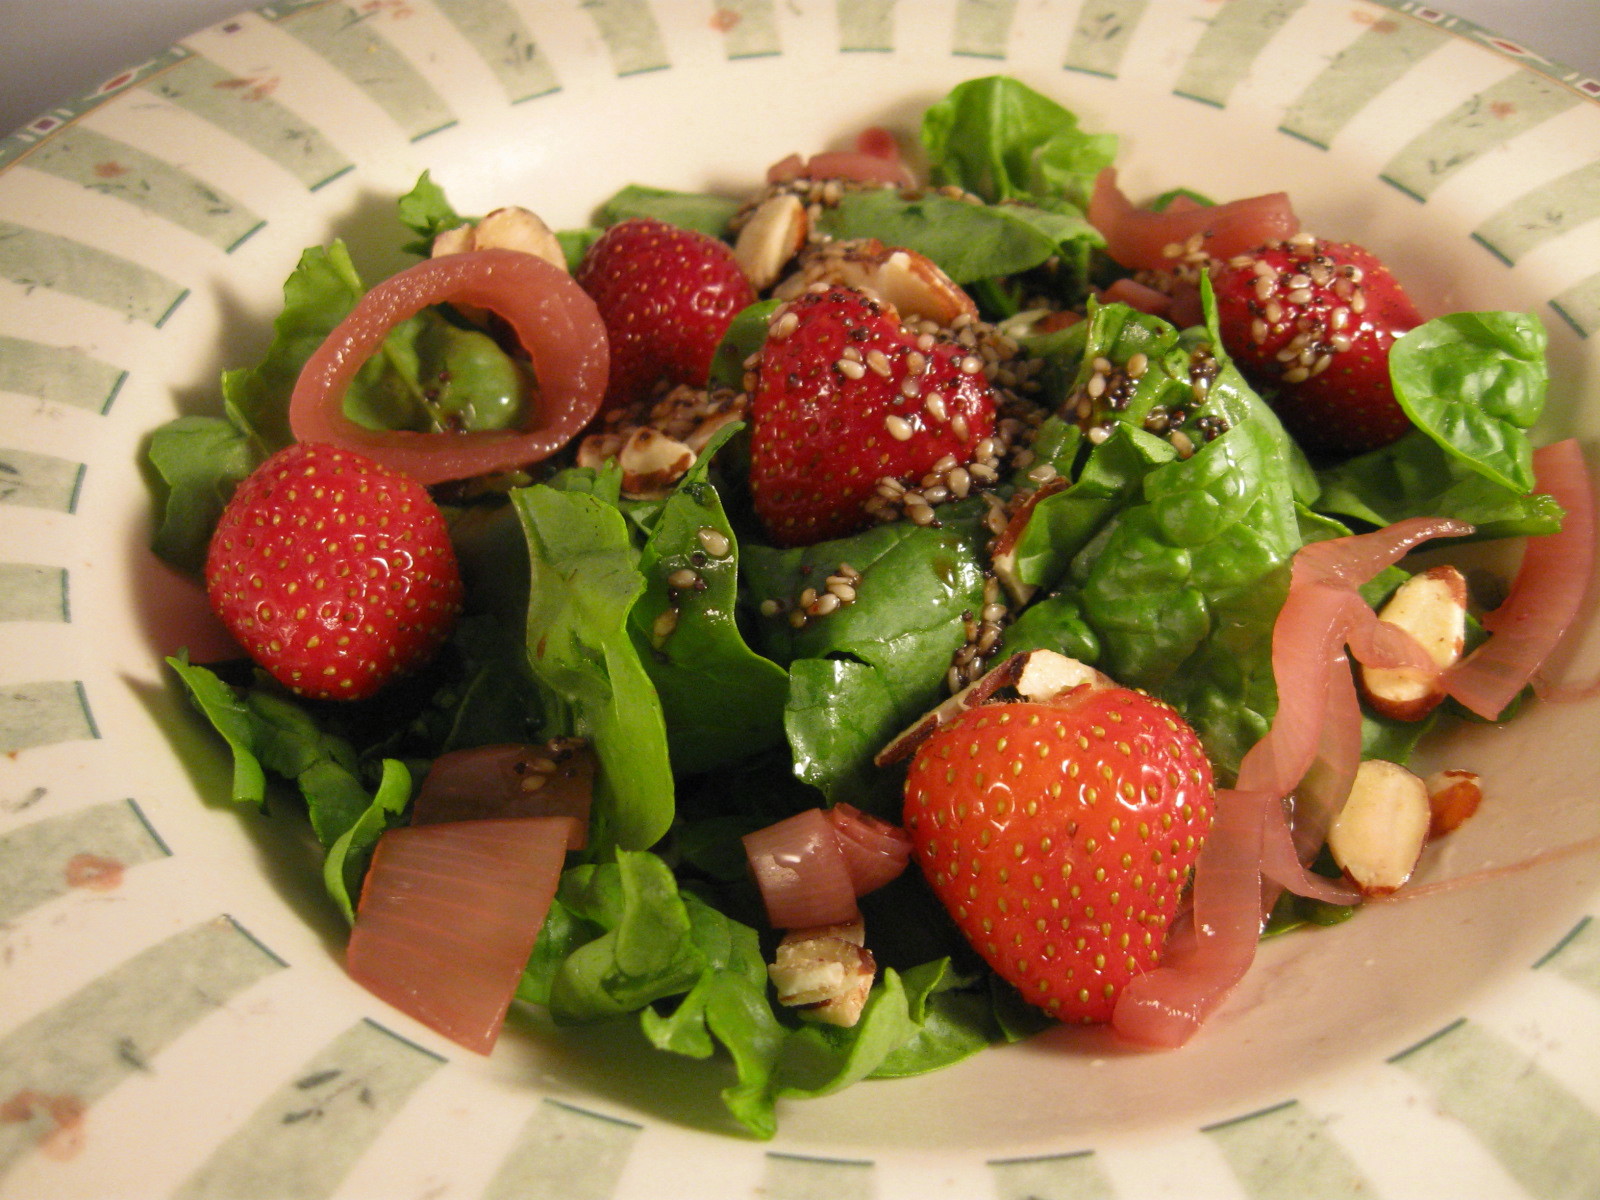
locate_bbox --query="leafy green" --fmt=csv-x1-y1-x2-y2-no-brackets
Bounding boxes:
743,511,989,804
1316,312,1559,538
1390,312,1548,493
594,184,742,237
511,485,675,852
627,426,790,774
920,75,1116,208
396,170,465,255
815,189,1101,286
522,850,1010,1138
166,654,414,917
709,300,781,391
145,416,260,574
322,758,411,922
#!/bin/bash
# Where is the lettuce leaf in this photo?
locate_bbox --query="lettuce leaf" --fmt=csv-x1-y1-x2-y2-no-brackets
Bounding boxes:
920,75,1116,208
1315,312,1560,538
511,485,674,852
814,189,1101,285
626,425,790,774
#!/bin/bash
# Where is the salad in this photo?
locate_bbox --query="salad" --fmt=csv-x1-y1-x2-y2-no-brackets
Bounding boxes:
143,75,1591,1138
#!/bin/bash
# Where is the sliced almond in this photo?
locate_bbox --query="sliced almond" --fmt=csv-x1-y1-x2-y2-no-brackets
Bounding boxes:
769,919,875,1027
1327,759,1432,895
472,206,567,270
575,431,624,473
875,649,1110,766
1014,649,1113,703
775,238,978,326
432,206,566,271
989,478,1068,607
430,223,476,257
733,193,808,291
1359,565,1468,722
617,427,695,498
1425,768,1482,839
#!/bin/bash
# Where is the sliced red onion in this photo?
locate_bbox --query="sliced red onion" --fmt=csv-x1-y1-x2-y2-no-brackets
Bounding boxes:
825,803,913,896
1113,787,1274,1047
290,249,608,485
412,741,592,847
1098,276,1173,318
1445,439,1595,719
347,815,579,1054
743,809,860,929
1087,168,1300,273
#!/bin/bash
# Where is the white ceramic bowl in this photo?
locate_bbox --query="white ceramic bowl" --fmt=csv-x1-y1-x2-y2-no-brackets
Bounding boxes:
2,2,1599,1196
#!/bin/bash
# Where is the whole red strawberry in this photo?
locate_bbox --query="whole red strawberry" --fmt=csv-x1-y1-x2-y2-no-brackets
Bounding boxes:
748,285,997,546
1210,238,1422,459
903,685,1214,1023
575,217,755,411
206,442,463,701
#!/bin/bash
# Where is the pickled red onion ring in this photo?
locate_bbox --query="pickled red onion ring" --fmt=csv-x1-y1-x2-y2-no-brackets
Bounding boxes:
1112,517,1472,1046
744,805,911,929
290,249,608,486
825,802,913,896
1087,168,1300,273
744,808,861,929
1444,439,1595,719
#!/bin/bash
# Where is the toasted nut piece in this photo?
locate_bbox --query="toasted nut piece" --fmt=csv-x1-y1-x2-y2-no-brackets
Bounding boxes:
682,407,745,455
876,649,1111,766
431,223,476,257
1328,759,1432,895
1014,649,1114,703
1425,769,1483,838
575,431,625,472
775,239,978,326
989,478,1068,606
472,206,567,270
433,206,567,272
769,919,875,1027
617,427,695,498
734,193,808,291
1359,565,1468,722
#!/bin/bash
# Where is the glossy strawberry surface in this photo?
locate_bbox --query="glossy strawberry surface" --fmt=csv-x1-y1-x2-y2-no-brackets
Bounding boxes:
205,442,463,700
748,285,996,546
903,688,1215,1023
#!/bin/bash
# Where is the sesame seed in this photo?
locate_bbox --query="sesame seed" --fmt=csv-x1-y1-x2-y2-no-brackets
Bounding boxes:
959,355,983,375
885,415,915,441
837,358,866,380
1126,352,1149,378
951,414,970,441
770,309,799,338
866,349,893,377
695,526,731,558
924,391,948,422
667,567,700,590
1282,365,1311,383
759,598,782,617
653,608,679,640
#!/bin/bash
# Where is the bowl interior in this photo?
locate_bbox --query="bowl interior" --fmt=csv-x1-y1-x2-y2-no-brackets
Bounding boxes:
4,0,1599,1183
